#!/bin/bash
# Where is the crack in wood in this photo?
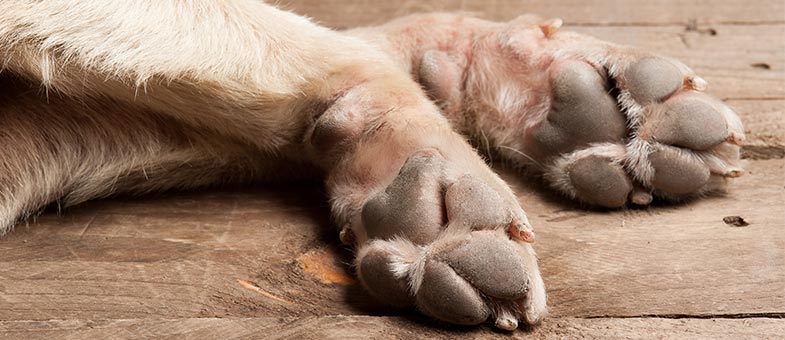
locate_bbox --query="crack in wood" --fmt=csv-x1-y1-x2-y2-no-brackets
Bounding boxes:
742,145,785,160
565,21,785,27
583,312,785,319
723,97,785,101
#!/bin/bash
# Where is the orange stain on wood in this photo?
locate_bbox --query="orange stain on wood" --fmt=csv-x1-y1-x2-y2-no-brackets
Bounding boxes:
297,248,358,285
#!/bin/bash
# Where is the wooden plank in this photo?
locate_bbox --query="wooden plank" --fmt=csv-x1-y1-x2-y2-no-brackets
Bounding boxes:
504,159,785,317
0,161,782,322
0,316,783,340
0,189,376,321
0,2,779,338
281,0,785,28
728,100,785,159
570,24,785,101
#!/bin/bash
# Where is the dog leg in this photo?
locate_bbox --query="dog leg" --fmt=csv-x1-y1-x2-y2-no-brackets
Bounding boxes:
0,75,313,231
0,2,545,328
351,13,743,207
310,78,547,328
0,0,397,227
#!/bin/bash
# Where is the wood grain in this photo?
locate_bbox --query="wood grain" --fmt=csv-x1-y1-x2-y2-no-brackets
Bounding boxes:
0,188,373,321
1,161,782,322
0,0,783,338
570,24,785,101
0,316,783,340
729,100,785,159
282,0,785,28
505,159,785,317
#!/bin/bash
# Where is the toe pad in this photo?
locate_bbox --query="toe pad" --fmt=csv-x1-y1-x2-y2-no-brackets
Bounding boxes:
416,260,490,325
444,175,509,230
649,147,710,195
439,231,529,300
362,153,446,244
357,245,414,308
567,155,632,208
648,92,729,150
624,57,683,104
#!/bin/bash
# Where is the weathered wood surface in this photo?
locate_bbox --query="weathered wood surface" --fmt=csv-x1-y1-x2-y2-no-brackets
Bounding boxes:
507,159,785,318
0,160,782,328
283,0,785,27
1,0,783,338
1,316,784,340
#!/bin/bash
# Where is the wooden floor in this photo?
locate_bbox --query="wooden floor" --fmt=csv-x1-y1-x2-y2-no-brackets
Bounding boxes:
1,1,784,339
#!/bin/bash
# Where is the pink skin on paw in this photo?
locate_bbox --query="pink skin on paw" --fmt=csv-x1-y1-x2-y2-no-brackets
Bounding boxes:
350,13,743,208
405,15,745,205
342,12,743,329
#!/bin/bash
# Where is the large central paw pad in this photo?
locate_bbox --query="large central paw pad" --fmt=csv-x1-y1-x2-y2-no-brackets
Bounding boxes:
530,54,744,207
355,152,545,330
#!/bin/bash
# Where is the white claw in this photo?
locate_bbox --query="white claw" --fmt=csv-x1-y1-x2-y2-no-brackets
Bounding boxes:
723,168,745,178
509,220,535,243
630,189,653,206
685,75,708,91
727,131,746,146
539,18,563,38
495,313,519,331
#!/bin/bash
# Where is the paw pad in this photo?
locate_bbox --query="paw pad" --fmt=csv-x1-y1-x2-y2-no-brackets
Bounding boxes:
530,54,744,206
355,153,545,329
357,230,537,327
647,92,729,150
567,155,631,208
361,153,446,244
624,57,683,104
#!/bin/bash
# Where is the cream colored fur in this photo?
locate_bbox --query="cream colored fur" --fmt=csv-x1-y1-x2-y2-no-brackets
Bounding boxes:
0,0,743,330
1,2,552,328
0,1,466,230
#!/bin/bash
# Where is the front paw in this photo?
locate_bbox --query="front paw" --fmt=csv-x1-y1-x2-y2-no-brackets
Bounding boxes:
539,55,744,207
352,151,545,330
462,17,744,207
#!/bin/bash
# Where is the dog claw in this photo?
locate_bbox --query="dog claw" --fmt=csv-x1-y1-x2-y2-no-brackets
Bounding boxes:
727,131,745,146
539,18,562,38
509,220,535,243
630,187,653,205
685,75,708,91
723,168,745,178
495,311,519,331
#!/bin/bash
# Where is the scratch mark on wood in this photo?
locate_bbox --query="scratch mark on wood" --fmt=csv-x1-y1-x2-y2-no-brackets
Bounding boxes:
162,238,195,244
79,212,98,238
64,244,81,261
236,279,294,305
217,199,239,244
547,213,588,223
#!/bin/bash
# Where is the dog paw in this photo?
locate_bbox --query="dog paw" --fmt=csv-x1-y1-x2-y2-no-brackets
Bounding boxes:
353,151,546,330
542,55,743,207
464,19,745,207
